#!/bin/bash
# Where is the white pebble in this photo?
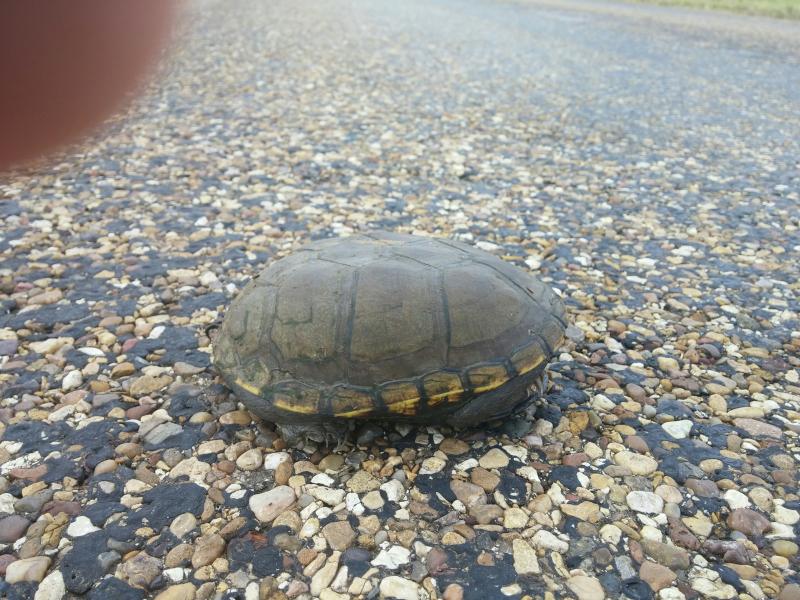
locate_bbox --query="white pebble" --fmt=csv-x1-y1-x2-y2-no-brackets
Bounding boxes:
626,491,664,514
61,370,83,391
66,516,100,538
662,420,693,439
723,489,750,509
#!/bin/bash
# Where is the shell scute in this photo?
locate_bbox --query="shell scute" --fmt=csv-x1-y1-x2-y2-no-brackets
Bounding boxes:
466,363,511,393
330,386,374,417
380,381,420,415
422,371,464,406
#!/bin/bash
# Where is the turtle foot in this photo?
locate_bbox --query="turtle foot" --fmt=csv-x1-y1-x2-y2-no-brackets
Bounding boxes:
277,421,352,450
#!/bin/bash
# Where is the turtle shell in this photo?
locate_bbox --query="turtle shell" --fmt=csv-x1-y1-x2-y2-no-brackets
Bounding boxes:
213,231,566,424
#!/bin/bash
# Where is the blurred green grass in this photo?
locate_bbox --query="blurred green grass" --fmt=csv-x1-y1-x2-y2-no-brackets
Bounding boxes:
630,0,800,18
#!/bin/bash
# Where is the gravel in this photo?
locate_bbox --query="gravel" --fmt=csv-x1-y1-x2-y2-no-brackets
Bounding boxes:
1,0,799,598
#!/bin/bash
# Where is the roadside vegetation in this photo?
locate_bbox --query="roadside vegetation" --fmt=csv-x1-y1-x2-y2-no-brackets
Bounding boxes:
629,0,800,19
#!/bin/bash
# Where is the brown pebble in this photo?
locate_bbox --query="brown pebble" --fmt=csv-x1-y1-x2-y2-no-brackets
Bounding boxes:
624,435,650,454
640,561,677,592
668,517,700,550
443,583,464,600
727,508,771,538
0,554,15,576
7,465,48,481
275,460,292,485
426,547,449,575
115,442,143,459
629,539,645,563
563,452,589,467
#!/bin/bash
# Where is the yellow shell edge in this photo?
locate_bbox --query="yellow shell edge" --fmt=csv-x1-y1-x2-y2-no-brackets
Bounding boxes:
235,378,261,396
273,392,318,414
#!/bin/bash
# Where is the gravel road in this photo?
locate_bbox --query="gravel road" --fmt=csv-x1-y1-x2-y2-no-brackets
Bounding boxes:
1,1,798,599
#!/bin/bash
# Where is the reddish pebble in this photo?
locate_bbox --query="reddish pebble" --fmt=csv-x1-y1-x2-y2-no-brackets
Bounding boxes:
563,453,589,467
8,464,48,481
0,554,16,576
126,403,157,419
42,500,82,517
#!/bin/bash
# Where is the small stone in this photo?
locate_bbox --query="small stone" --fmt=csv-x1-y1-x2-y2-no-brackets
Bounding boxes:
371,545,411,569
682,516,713,537
503,507,528,529
512,538,540,575
218,410,251,426
419,457,447,474
567,575,605,600
478,448,509,469
640,539,690,570
111,362,136,378
306,485,346,506
192,533,225,568
425,547,449,575
0,515,30,543
165,544,194,568
379,576,423,600
0,554,14,576
443,583,464,600
657,357,680,372
236,448,263,470
263,451,291,471
727,508,770,537
686,478,719,498
532,529,568,553
318,454,345,472
5,556,51,584
439,439,469,455
61,370,82,391
345,470,380,493
169,457,209,482
442,531,466,545
0,339,19,356
249,486,296,523
733,418,782,439
122,551,161,589
470,467,500,492
322,521,356,551
174,362,205,376
626,491,664,514
154,583,197,600
561,501,601,522
600,524,622,545
662,420,693,439
723,489,751,509
450,480,486,508
381,479,405,502
362,490,384,510
130,375,173,396
772,540,798,557
640,561,676,591
66,516,99,537
614,451,658,475
691,577,737,599
773,505,800,525
34,568,65,600
142,422,183,445
170,513,197,538
469,504,503,525
779,584,800,600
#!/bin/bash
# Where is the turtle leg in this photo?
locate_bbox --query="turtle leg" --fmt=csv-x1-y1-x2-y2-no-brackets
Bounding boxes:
277,421,351,449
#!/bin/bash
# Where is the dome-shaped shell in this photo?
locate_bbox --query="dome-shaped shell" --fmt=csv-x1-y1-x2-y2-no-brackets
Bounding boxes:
214,231,566,423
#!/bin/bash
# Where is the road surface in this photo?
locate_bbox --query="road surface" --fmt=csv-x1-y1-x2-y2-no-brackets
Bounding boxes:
1,1,798,599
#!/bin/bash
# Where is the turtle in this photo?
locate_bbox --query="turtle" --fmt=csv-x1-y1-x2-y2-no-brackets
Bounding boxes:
213,231,567,445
